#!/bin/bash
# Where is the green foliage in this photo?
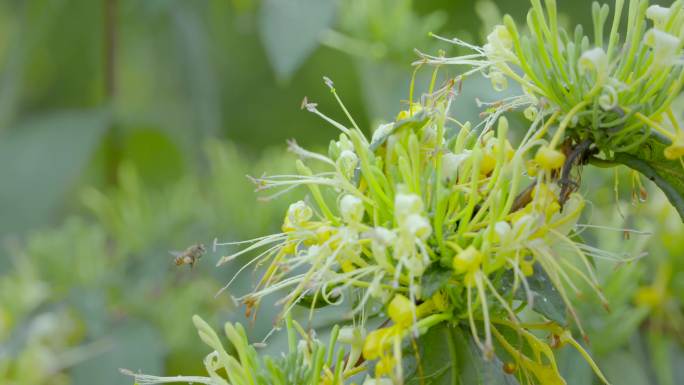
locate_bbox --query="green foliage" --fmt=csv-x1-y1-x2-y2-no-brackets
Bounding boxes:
0,141,294,385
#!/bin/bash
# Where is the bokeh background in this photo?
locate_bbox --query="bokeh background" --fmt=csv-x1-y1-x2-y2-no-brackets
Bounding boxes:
0,1,681,384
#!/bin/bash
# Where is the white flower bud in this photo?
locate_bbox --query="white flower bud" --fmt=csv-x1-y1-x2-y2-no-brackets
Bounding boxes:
579,47,608,79
421,125,438,147
644,28,681,67
441,152,468,182
484,25,513,60
404,213,432,240
495,221,511,239
286,201,312,227
374,226,397,245
336,150,358,178
338,326,365,347
646,5,671,28
340,194,364,224
338,133,354,152
394,192,423,223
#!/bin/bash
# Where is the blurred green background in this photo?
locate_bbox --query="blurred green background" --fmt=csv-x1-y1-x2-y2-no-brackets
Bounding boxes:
0,1,681,384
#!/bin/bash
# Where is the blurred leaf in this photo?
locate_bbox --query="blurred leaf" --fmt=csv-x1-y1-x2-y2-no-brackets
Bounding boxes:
420,263,452,298
70,318,165,385
404,324,519,385
259,0,336,80
120,128,185,186
455,327,519,385
614,134,684,222
403,323,456,385
648,330,675,385
557,345,592,385
500,264,567,325
600,350,650,385
0,110,108,234
172,4,220,138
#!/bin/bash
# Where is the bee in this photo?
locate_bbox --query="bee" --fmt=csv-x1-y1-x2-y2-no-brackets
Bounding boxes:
171,243,206,268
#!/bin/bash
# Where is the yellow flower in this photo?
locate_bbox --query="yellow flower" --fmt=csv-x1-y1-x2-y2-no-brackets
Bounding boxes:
388,294,414,327
452,246,483,275
664,132,684,160
634,286,667,308
362,327,395,360
534,146,565,170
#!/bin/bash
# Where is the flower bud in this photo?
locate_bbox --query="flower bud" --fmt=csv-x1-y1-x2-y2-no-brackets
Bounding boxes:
388,294,414,327
336,150,358,178
441,152,468,182
375,355,396,377
484,25,513,60
579,47,608,79
526,160,540,176
646,5,671,28
404,213,432,240
362,327,394,360
282,201,313,231
664,132,684,159
644,28,680,67
340,194,364,224
453,246,483,274
480,151,497,175
394,192,423,223
534,146,565,170
338,326,365,347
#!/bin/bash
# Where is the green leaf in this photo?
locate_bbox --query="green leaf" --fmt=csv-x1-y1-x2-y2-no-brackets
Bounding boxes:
421,263,452,298
500,264,567,325
613,134,684,222
259,0,336,81
556,346,592,385
599,350,650,385
403,324,519,385
70,318,166,385
0,110,109,234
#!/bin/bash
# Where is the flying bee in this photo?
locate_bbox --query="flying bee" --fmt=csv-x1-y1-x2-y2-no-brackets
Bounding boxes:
171,243,206,268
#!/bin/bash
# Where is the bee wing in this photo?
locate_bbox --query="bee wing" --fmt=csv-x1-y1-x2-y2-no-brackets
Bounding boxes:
169,250,183,257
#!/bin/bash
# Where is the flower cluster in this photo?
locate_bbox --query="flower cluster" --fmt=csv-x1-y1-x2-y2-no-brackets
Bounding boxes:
208,69,616,384
419,0,684,165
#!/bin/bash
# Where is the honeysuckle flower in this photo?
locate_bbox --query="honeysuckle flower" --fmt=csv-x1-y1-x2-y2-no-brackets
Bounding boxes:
484,24,514,61
441,152,468,182
283,200,313,231
579,47,609,80
644,28,681,67
646,5,672,29
337,150,359,179
340,194,365,224
393,192,423,224
534,146,565,170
